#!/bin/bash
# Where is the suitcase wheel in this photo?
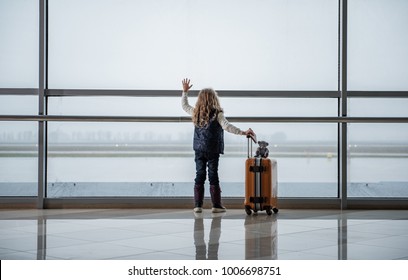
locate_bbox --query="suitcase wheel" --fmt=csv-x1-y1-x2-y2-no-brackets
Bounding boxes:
266,208,272,216
273,207,279,214
245,205,252,215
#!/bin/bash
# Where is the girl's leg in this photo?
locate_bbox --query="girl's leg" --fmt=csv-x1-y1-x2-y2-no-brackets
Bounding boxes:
194,151,207,185
207,153,220,186
210,185,226,212
207,153,226,213
194,184,204,212
194,151,207,212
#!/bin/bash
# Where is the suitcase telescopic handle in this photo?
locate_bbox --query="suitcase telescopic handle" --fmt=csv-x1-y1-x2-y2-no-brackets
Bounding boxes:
247,137,251,158
246,133,257,158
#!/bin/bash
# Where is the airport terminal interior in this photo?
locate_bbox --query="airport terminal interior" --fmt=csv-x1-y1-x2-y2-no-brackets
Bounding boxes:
1,0,407,260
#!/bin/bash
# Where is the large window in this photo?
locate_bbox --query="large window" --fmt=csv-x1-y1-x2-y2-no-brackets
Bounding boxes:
48,0,338,90
1,0,408,206
348,99,408,198
0,0,39,197
47,121,337,198
346,0,408,198
45,97,338,197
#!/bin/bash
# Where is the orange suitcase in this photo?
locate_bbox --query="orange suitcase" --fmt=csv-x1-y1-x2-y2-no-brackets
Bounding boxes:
244,135,278,215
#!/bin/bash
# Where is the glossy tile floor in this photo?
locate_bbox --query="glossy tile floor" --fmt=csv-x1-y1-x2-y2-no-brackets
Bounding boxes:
0,209,408,260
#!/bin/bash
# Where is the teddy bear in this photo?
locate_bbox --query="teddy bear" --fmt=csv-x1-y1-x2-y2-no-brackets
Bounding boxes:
255,141,269,158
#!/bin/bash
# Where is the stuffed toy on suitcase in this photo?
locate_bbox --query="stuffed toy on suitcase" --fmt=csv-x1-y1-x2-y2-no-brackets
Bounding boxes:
244,134,278,215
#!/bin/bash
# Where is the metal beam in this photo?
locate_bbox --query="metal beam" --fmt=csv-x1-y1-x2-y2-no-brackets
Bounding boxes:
339,0,348,210
38,0,48,209
3,88,408,98
45,89,340,98
1,115,408,123
348,91,408,97
0,88,38,95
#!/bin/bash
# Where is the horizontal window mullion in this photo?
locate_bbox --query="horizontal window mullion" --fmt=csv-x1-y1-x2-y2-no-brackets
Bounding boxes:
1,115,408,123
348,91,408,98
0,88,39,95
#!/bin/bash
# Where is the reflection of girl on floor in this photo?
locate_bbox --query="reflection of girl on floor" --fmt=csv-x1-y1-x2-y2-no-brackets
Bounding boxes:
194,215,223,260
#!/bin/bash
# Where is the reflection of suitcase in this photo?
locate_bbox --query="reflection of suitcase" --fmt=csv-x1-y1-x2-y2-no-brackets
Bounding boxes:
245,215,278,259
244,135,278,215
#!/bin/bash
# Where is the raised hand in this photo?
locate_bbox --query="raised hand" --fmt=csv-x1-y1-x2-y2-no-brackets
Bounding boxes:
182,78,193,93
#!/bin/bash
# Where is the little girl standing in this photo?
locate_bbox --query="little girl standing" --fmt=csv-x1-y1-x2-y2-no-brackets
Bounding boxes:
181,78,255,213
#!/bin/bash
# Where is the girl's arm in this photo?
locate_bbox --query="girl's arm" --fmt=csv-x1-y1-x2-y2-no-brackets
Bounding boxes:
217,112,244,135
181,92,194,115
218,112,255,136
181,78,194,115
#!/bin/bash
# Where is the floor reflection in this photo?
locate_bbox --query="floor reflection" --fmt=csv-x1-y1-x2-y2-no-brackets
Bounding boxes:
0,209,407,260
193,213,223,260
245,215,278,260
193,213,278,260
37,217,47,260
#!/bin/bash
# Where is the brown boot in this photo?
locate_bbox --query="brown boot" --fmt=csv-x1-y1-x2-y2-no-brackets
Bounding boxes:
194,184,204,213
210,185,226,213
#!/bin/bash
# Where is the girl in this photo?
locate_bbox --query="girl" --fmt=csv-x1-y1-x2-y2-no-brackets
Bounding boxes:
181,78,255,213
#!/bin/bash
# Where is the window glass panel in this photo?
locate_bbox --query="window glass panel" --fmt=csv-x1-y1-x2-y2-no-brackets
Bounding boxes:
348,124,408,198
0,0,39,87
224,98,337,117
48,0,338,90
47,122,195,197
0,95,38,115
48,96,338,117
0,122,38,196
47,122,337,198
348,98,408,117
48,97,185,116
0,94,38,196
348,0,408,90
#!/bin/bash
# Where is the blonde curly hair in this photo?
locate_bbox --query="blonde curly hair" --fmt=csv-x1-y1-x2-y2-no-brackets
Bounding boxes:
192,88,223,127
